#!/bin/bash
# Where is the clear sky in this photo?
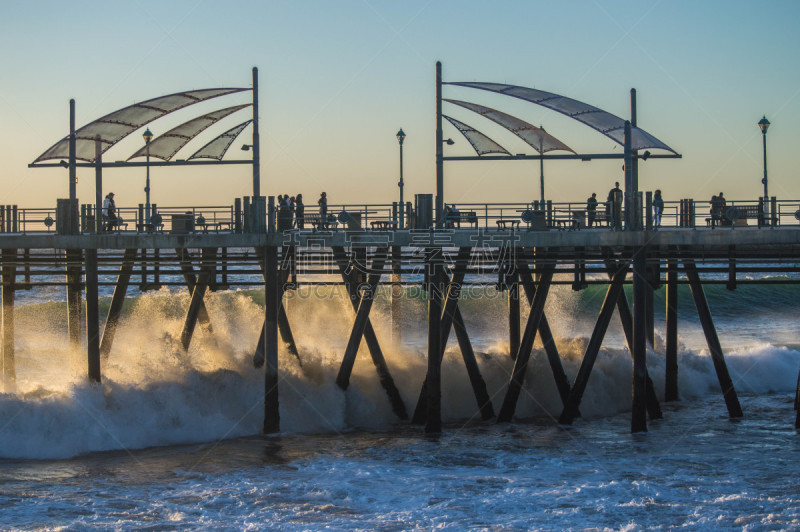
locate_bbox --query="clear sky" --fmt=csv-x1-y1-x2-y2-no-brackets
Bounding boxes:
1,0,798,210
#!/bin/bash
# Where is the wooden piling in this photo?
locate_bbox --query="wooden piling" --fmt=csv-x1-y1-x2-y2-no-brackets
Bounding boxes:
604,253,662,420
2,249,16,391
391,244,402,346
263,245,280,433
684,259,743,418
665,256,679,401
508,271,520,360
631,248,648,433
85,249,100,383
66,249,82,350
414,248,493,422
426,248,445,434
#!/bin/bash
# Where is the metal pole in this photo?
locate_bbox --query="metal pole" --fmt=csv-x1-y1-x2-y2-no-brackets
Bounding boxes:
95,136,102,233
623,120,633,230
435,61,444,229
252,66,261,198
69,99,76,201
539,137,544,209
631,89,639,230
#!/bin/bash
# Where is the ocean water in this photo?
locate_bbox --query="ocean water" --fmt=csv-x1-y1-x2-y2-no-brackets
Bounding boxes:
1,271,799,529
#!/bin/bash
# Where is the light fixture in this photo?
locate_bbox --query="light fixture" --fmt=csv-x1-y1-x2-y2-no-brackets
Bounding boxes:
758,116,770,133
443,138,454,145
143,127,153,144
396,128,406,145
59,160,68,168
241,144,253,151
641,150,651,161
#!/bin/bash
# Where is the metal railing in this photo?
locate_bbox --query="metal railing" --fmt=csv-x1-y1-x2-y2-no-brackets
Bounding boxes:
2,196,798,234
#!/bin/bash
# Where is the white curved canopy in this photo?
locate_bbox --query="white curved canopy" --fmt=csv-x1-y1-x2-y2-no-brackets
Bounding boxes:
442,115,510,156
445,82,676,153
33,88,250,163
445,99,575,154
127,104,251,161
187,120,252,161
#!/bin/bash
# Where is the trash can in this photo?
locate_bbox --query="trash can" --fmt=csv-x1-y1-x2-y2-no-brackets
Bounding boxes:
171,212,193,234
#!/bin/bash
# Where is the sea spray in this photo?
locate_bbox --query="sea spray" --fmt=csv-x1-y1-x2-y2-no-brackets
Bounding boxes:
1,284,798,459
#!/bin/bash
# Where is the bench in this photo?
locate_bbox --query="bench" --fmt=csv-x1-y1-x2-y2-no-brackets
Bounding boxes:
136,222,164,233
586,211,611,227
706,205,766,228
198,221,233,233
445,211,478,228
496,219,520,230
370,220,398,230
302,215,339,231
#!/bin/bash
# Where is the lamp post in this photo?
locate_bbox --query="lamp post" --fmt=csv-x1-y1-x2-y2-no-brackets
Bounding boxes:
396,128,405,228
758,116,770,222
143,127,153,226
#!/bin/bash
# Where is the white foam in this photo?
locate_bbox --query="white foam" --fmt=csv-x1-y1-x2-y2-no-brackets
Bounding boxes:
1,288,798,459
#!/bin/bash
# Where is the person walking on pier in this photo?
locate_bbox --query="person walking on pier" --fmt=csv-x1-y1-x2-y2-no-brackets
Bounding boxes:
102,192,117,231
295,194,305,229
653,189,664,229
587,193,598,227
318,192,328,229
607,182,623,230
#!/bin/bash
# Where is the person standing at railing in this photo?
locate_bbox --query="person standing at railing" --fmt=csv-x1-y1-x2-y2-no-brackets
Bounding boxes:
102,192,117,231
586,193,598,227
607,182,623,230
653,189,664,229
318,192,328,229
295,194,305,229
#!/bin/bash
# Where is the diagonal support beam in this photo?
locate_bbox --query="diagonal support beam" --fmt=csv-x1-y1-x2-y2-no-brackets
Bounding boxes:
605,254,662,420
253,246,301,368
517,258,572,407
100,248,138,359
497,255,556,423
683,259,743,418
330,247,407,420
413,247,493,422
180,248,216,351
559,262,628,424
176,248,213,328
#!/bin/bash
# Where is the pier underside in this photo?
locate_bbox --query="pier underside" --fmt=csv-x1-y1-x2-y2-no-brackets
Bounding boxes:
2,228,800,433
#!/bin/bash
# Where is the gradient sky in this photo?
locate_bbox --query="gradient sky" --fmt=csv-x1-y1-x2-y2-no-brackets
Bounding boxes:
1,0,798,210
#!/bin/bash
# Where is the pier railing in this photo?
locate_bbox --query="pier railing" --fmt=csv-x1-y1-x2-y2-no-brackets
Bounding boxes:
1,196,798,233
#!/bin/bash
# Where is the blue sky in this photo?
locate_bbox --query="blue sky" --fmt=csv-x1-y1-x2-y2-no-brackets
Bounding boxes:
1,0,798,209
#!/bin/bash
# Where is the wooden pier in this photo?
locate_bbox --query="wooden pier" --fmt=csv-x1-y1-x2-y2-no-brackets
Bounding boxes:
2,217,800,434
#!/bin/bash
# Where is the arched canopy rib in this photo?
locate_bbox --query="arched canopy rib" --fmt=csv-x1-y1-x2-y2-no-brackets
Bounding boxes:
188,120,252,161
33,88,250,163
443,115,510,156
445,99,575,154
127,104,251,161
445,82,676,153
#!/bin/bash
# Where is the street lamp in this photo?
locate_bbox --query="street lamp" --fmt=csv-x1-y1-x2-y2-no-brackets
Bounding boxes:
758,116,770,223
396,128,406,228
539,125,546,210
143,127,153,226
